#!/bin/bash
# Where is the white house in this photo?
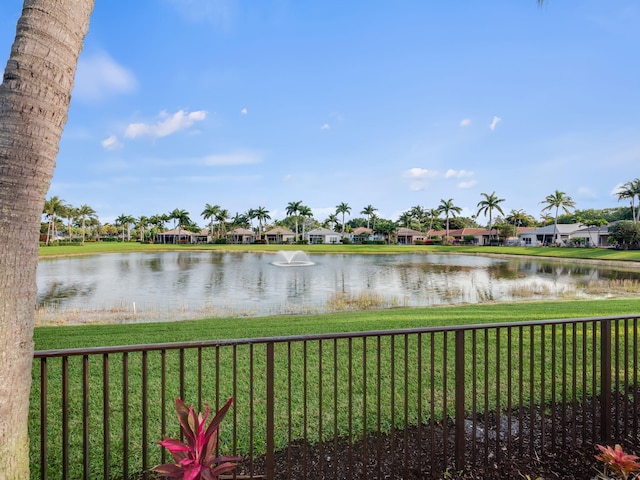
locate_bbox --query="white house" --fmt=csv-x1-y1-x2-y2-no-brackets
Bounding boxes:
305,227,342,244
518,223,584,246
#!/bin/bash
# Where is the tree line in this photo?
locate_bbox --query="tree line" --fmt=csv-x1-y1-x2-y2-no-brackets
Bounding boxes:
42,181,640,245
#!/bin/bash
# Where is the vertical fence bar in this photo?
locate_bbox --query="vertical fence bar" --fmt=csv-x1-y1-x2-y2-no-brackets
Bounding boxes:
495,327,501,463
634,317,639,436
471,329,477,466
507,326,513,454
455,330,465,470
349,337,354,480
303,341,308,478
403,334,409,478
442,331,448,471
318,339,324,479
333,339,339,480
266,342,275,480
103,354,110,478
600,319,612,442
62,356,69,480
82,355,90,479
141,351,148,478
122,352,129,479
416,333,422,476
40,358,48,480
377,336,382,480
390,335,396,478
518,326,524,454
550,324,556,449
249,344,255,479
362,336,368,480
160,350,166,465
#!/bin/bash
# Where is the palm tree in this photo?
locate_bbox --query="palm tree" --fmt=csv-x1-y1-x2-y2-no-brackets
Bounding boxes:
0,3,94,474
286,200,303,240
438,198,462,239
115,214,134,242
42,196,67,245
410,205,426,230
616,179,640,223
426,208,440,235
398,211,414,228
325,213,339,232
336,202,351,234
201,204,221,242
476,191,505,243
136,216,149,242
253,206,271,239
215,208,230,238
298,205,313,242
63,204,77,241
361,204,378,229
75,204,97,245
540,190,576,245
168,208,191,243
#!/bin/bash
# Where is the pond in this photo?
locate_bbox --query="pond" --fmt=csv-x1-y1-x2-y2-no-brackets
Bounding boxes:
36,251,640,325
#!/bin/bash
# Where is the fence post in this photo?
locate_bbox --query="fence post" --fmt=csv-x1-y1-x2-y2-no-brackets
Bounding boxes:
266,342,275,480
455,330,466,470
600,319,612,442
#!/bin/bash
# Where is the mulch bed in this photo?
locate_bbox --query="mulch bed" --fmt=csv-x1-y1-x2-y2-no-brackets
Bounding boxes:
238,390,640,479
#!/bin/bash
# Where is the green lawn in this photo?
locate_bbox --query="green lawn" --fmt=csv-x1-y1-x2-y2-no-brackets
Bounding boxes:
39,241,640,263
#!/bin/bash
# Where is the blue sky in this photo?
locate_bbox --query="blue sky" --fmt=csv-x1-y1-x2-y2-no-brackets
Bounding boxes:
1,1,638,226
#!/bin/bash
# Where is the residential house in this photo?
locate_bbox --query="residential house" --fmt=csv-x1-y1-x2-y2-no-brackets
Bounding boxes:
226,227,256,244
154,228,195,244
396,227,427,245
568,224,610,247
265,226,295,244
305,227,342,244
518,223,584,246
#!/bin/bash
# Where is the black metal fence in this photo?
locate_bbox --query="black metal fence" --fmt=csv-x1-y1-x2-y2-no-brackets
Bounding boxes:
31,314,640,479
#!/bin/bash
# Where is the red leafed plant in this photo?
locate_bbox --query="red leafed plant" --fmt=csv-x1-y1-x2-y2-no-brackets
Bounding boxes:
152,397,241,479
595,444,640,480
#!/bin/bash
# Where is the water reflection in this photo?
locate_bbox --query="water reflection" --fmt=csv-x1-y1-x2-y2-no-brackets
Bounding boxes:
35,252,640,324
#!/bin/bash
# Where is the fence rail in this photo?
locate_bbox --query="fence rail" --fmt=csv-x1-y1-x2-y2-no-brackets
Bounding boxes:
31,315,640,479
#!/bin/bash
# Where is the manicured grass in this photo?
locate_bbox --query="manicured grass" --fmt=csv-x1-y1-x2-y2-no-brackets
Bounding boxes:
34,298,640,350
39,241,640,263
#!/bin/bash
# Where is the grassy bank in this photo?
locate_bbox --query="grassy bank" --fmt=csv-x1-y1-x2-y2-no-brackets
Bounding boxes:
39,241,640,263
34,298,640,350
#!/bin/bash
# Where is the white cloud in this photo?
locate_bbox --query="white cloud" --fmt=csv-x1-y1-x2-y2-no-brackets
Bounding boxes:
202,151,261,166
403,168,438,191
74,52,136,101
577,186,597,199
460,118,471,127
101,135,122,150
444,169,474,179
321,123,330,130
457,180,477,189
241,108,248,114
489,116,502,131
125,110,207,139
404,168,438,179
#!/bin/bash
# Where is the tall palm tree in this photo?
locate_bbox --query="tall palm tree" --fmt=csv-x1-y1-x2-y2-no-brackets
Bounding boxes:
361,204,378,229
169,208,191,230
398,211,414,228
336,202,351,234
215,208,230,238
115,214,134,242
298,205,313,241
325,213,339,232
540,190,576,244
616,178,640,223
75,204,97,245
136,216,149,242
201,203,221,242
410,205,426,230
42,196,67,245
0,3,95,474
476,191,505,243
286,200,303,240
426,208,440,235
63,204,77,241
253,206,271,239
438,198,462,239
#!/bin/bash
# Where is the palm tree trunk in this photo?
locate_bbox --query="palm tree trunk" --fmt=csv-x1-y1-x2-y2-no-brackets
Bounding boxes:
0,1,94,476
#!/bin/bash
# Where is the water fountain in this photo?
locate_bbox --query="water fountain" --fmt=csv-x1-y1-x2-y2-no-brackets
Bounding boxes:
271,250,315,267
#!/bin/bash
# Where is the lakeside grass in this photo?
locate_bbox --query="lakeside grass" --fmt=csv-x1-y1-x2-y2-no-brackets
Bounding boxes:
34,298,640,350
39,241,640,264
